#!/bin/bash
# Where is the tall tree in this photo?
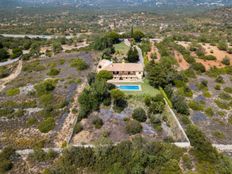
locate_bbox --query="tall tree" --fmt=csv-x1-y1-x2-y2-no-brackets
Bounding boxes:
126,47,139,63
0,49,10,62
132,30,145,42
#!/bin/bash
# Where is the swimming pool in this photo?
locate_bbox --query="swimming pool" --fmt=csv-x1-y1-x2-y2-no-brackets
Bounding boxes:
117,85,142,91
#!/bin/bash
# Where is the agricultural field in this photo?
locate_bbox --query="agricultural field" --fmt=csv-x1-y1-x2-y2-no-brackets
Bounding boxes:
0,52,96,149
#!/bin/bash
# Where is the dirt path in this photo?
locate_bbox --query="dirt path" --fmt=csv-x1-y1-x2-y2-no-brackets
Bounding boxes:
54,81,87,147
0,60,22,92
0,57,20,67
174,50,190,71
147,41,161,62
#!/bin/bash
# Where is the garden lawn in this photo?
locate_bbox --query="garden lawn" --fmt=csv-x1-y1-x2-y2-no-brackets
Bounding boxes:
114,42,130,56
115,80,160,97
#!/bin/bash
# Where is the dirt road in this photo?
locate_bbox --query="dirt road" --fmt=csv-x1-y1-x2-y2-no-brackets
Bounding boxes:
0,60,22,92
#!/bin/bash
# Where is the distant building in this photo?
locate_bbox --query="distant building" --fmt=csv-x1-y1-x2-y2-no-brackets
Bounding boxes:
97,59,144,82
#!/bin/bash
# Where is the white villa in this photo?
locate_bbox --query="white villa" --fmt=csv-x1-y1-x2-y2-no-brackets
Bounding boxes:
97,59,144,82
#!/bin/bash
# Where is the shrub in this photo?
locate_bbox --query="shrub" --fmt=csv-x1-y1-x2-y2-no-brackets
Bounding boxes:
201,80,208,87
204,55,216,60
180,115,192,125
214,84,221,90
191,63,206,73
111,89,127,112
27,117,38,126
38,117,55,133
224,87,232,94
0,66,10,78
125,120,142,135
186,125,218,162
35,79,57,96
132,108,147,122
39,93,53,107
29,148,58,162
178,86,193,98
214,100,230,110
103,97,111,106
150,114,162,131
205,107,214,117
92,117,103,129
215,76,224,83
0,48,10,61
228,116,232,125
87,72,96,85
218,41,228,51
70,58,88,71
148,101,165,114
12,48,23,59
97,70,113,80
182,154,193,170
0,108,14,118
227,48,232,54
203,91,211,98
126,46,139,63
73,123,83,134
188,101,204,111
47,68,60,76
212,131,225,139
219,92,232,101
0,160,13,173
14,109,25,118
171,94,189,115
23,61,46,72
6,88,20,96
0,147,15,173
221,57,230,66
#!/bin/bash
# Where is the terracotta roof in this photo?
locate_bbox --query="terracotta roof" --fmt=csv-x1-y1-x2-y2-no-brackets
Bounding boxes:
104,63,143,72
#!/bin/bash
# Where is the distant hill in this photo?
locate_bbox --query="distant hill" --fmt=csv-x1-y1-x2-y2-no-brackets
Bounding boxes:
203,7,232,23
1,0,232,8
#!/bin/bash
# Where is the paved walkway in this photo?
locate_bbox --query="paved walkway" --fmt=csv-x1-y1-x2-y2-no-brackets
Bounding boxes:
135,45,144,65
124,39,131,47
0,57,20,67
1,33,91,40
3,142,231,156
123,39,144,65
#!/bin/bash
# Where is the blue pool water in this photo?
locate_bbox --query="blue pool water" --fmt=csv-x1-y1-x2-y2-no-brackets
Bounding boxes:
117,85,141,91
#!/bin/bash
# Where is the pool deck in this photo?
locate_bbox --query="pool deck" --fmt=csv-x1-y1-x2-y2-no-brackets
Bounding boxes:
117,84,142,91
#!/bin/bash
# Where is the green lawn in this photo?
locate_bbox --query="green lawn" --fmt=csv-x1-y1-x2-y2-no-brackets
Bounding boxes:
114,42,130,56
115,80,160,97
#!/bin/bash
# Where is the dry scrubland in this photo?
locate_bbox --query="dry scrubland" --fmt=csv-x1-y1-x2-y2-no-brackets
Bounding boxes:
177,41,232,70
0,52,96,149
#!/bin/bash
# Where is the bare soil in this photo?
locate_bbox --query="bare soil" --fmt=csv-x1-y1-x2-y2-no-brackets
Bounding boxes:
174,50,190,71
